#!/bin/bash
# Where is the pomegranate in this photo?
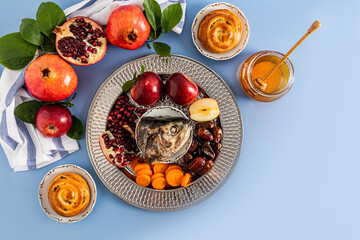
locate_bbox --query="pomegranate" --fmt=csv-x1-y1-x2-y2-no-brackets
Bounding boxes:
53,17,107,65
99,130,135,168
106,93,146,135
25,54,77,102
106,5,150,50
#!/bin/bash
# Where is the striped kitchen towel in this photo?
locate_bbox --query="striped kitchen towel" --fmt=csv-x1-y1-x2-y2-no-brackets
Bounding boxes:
0,0,186,171
0,66,79,171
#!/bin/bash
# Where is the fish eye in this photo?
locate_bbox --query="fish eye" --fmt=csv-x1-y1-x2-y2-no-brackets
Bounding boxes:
170,125,179,135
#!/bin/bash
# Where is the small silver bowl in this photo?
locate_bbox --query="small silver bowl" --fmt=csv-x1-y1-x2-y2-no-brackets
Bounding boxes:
134,106,193,164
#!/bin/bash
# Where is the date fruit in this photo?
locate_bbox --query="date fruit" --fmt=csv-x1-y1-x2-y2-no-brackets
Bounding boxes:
186,170,197,177
212,126,223,143
188,157,206,172
201,142,215,160
183,153,193,162
195,121,214,130
189,138,198,152
198,160,214,175
196,128,214,141
212,143,222,155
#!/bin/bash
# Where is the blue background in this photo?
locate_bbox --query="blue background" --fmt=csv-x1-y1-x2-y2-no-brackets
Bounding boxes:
1,0,359,239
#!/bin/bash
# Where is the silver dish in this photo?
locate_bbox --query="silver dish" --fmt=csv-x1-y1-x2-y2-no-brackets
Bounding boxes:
86,54,243,211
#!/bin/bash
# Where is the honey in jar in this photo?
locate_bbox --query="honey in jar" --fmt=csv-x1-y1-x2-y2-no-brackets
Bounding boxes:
238,51,294,102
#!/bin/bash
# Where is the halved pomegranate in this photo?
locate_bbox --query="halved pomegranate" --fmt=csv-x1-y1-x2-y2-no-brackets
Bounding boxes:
99,129,135,168
53,17,107,66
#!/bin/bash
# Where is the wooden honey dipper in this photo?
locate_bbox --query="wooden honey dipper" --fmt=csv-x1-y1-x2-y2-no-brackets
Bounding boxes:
255,20,321,90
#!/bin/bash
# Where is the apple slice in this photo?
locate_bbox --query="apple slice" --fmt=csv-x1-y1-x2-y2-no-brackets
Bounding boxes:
189,98,220,122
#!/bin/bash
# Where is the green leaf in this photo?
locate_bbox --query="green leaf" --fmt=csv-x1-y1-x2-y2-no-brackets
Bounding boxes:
41,32,56,52
149,27,162,40
145,42,151,49
19,18,43,46
66,115,84,140
36,2,66,37
161,3,183,33
143,0,162,32
14,100,45,124
0,32,38,70
153,42,171,57
141,65,145,74
41,37,56,52
122,79,136,92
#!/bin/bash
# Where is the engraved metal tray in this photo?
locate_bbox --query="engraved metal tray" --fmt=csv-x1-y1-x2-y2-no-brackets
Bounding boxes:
86,54,243,211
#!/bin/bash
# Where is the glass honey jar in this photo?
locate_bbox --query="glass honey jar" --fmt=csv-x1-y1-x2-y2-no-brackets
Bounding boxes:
238,50,294,102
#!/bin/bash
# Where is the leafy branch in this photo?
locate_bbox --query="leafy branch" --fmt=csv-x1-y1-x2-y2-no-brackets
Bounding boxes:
143,0,183,57
0,2,65,70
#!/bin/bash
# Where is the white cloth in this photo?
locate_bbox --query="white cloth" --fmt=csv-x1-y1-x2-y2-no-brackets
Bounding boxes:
0,0,186,171
0,67,79,171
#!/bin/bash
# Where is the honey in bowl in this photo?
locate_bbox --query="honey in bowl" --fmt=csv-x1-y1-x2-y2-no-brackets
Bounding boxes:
239,51,294,102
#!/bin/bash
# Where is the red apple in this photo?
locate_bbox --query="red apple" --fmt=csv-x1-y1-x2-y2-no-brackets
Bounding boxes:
36,104,73,138
25,54,78,102
106,5,150,50
165,73,199,106
130,72,162,106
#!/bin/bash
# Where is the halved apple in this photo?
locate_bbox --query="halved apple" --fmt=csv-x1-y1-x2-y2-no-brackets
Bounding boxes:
189,98,220,122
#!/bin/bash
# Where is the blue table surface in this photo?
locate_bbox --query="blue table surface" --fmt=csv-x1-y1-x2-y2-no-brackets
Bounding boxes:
1,0,359,239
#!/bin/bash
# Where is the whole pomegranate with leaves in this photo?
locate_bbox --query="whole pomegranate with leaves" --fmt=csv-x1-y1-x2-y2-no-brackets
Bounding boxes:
53,17,107,65
106,5,150,50
25,54,77,102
